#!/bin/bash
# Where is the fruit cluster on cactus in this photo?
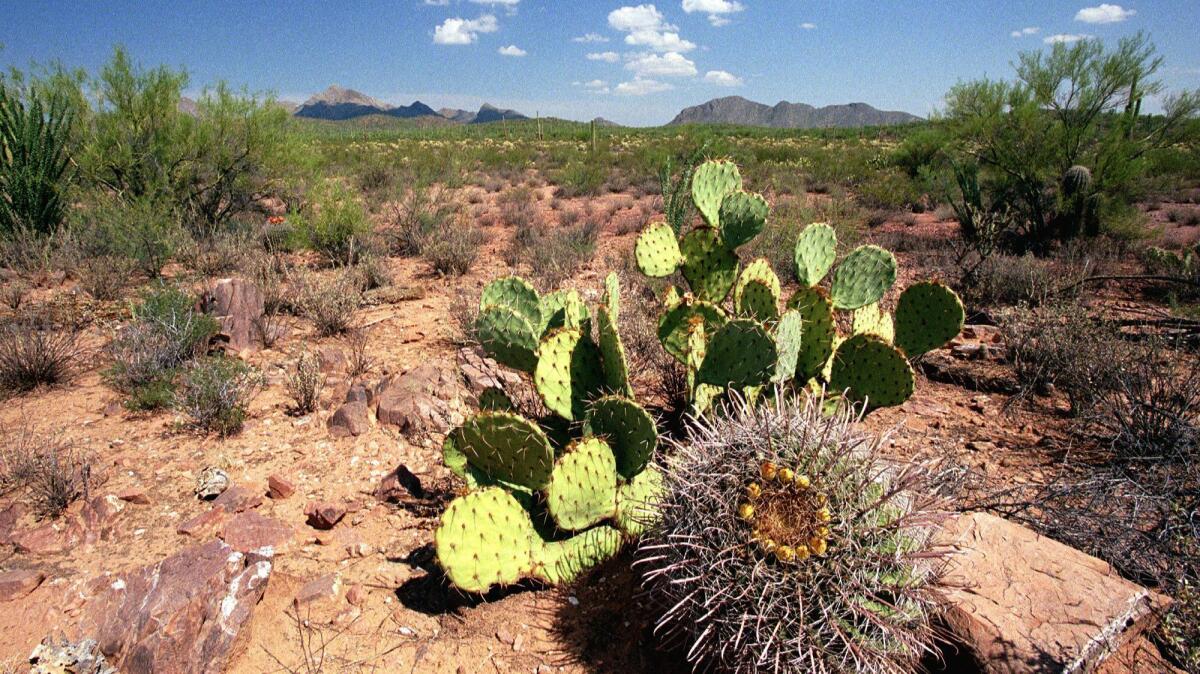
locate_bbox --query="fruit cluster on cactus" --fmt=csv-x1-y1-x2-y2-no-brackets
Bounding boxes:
436,274,663,593
634,158,965,412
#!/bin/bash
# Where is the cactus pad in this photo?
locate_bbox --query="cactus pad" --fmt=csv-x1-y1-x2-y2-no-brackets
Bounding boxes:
663,285,683,308
635,222,684,278
691,159,742,227
794,223,837,287
546,437,618,531
787,286,836,382
584,395,658,478
698,319,778,389
539,288,590,335
830,245,897,310
603,271,621,322
596,305,633,397
536,525,623,585
829,334,916,409
734,258,781,317
480,276,541,329
893,281,965,358
772,310,804,384
535,328,605,420
658,299,727,364
456,412,557,489
477,386,515,411
435,487,541,593
852,302,895,342
680,226,739,302
476,305,539,373
719,191,768,248
615,465,665,536
737,279,780,323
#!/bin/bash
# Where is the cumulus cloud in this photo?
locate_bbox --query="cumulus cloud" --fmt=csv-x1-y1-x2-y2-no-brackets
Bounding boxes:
1075,4,1136,23
1044,33,1092,44
615,77,673,95
498,45,526,56
681,0,744,27
1010,26,1039,38
625,51,697,77
800,22,816,29
573,33,609,43
609,4,697,52
703,70,743,86
433,15,499,45
587,51,621,63
574,79,611,94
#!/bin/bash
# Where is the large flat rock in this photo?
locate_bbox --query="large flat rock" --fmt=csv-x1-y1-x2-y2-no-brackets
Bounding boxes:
936,512,1170,673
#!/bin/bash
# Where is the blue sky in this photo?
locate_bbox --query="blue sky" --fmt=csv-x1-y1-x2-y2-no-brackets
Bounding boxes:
2,1,1197,126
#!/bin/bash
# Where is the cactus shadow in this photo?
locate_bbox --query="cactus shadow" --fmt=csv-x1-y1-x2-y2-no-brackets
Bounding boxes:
394,543,543,615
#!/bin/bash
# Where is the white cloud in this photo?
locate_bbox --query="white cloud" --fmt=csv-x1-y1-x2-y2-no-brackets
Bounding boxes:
1044,33,1092,44
609,4,697,52
625,51,697,77
1075,4,1136,24
423,0,450,5
433,15,499,45
574,79,611,94
703,70,743,86
498,45,527,56
1010,26,1039,38
471,0,519,4
573,33,609,43
681,0,744,27
587,51,621,63
800,22,816,29
615,77,673,96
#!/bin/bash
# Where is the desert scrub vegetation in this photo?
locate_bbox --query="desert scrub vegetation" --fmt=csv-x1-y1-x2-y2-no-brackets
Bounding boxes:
0,425,94,519
0,309,82,396
294,269,362,336
285,351,324,416
173,356,262,436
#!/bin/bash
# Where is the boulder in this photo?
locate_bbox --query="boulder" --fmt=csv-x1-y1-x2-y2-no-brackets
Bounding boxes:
79,539,272,674
457,347,522,398
0,502,27,545
205,278,264,353
328,401,370,438
28,636,116,674
935,512,1171,673
0,568,45,601
304,502,346,530
374,364,455,439
267,474,296,500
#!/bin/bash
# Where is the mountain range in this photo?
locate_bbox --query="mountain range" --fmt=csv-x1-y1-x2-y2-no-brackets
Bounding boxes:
293,86,528,124
669,96,921,128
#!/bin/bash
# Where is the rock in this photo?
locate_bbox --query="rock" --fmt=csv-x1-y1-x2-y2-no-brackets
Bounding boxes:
374,364,455,439
116,488,151,505
304,502,346,530
496,626,516,645
457,347,522,397
13,519,82,555
318,347,347,374
80,495,125,543
211,485,263,513
194,467,230,500
78,539,272,674
267,474,296,500
934,512,1171,673
176,506,231,537
220,511,294,554
0,502,27,545
967,440,997,452
328,401,370,438
204,277,265,352
344,383,370,404
295,573,342,607
374,464,426,503
0,568,45,601
28,636,116,674
346,584,366,607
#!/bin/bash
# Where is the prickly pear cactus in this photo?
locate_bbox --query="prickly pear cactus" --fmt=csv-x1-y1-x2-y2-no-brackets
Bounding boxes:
829,334,916,409
691,159,742,227
893,281,965,358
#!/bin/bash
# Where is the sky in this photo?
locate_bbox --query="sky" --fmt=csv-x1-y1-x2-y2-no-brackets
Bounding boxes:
1,1,1198,126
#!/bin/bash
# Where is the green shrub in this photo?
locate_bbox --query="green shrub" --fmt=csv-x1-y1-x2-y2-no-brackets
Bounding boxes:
0,82,75,237
290,182,370,264
72,195,183,278
173,356,262,436
421,219,486,277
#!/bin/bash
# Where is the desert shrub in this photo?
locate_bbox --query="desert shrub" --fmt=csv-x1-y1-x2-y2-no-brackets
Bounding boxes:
76,254,135,301
351,253,392,291
290,182,370,264
498,186,540,231
966,253,1057,307
0,81,75,237
1100,337,1199,459
0,311,81,395
295,270,361,336
384,184,456,257
639,395,949,673
344,329,374,379
2,280,28,311
173,355,262,436
284,351,323,416
0,225,77,279
71,195,183,278
527,221,598,287
1162,575,1200,672
0,426,93,519
420,218,486,277
553,159,605,197
178,228,255,278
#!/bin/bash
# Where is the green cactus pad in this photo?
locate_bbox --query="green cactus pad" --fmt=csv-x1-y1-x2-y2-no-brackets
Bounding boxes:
546,437,619,531
772,310,804,384
736,279,780,324
596,305,633,397
794,223,837,287
663,285,682,308
657,299,727,364
894,281,965,358
691,159,742,227
477,386,515,411
535,328,605,420
635,222,683,278
584,395,658,478
476,305,539,373
830,245,898,310
718,191,768,248
615,465,665,536
822,334,845,383
734,258,781,315
480,276,541,329
852,302,895,342
535,525,623,585
435,487,541,593
680,226,739,302
698,319,778,389
539,288,590,335
786,286,836,382
829,334,916,409
456,412,557,489
603,272,620,323
442,432,472,483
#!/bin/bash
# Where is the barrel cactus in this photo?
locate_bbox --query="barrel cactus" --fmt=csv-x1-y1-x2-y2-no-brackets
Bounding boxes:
436,273,664,593
632,158,964,413
637,395,951,673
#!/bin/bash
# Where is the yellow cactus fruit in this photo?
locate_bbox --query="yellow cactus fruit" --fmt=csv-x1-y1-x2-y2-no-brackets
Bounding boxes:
737,502,755,520
794,474,811,489
777,467,795,483
794,544,811,560
746,482,762,500
809,537,828,556
760,461,777,481
776,545,796,562
817,507,832,523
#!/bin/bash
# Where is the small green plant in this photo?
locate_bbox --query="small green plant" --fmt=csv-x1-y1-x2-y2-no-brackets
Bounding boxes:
173,356,262,436
290,182,370,264
285,351,323,416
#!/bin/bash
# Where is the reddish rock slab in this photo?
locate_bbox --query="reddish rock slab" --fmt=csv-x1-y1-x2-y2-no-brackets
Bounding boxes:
12,518,82,555
328,401,370,438
374,364,454,439
211,485,263,513
220,511,293,554
0,568,46,601
0,502,27,545
267,474,296,500
176,507,231,538
304,502,346,530
935,512,1171,674
374,464,426,503
79,539,272,674
294,573,342,607
117,488,151,505
204,277,264,352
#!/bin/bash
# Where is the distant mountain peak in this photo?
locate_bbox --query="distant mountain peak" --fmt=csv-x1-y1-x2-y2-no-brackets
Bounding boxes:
294,86,441,122
302,85,391,110
669,96,920,128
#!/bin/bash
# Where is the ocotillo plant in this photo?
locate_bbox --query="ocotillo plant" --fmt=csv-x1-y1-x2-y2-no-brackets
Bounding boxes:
435,273,664,593
634,158,965,413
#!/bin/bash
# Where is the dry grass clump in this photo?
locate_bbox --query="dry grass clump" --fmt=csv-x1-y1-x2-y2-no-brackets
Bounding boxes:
0,425,94,519
0,310,82,396
285,351,324,416
173,356,263,436
295,270,362,336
